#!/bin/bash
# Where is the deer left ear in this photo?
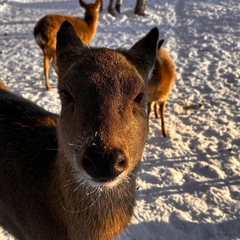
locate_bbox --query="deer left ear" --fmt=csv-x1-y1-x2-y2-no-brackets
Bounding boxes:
56,21,87,73
94,0,102,9
128,27,159,81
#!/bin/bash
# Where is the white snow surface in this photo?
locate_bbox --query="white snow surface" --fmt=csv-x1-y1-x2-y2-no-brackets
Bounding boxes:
0,0,240,239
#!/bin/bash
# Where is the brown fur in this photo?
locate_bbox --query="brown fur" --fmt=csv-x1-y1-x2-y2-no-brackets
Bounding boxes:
0,22,159,239
148,40,176,137
33,0,101,91
0,81,9,91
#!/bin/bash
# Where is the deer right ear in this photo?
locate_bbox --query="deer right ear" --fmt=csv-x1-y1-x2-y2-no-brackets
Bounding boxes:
56,21,86,70
128,27,159,81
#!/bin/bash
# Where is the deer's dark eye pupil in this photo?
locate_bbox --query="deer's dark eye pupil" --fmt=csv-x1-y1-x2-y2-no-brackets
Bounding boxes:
134,93,145,104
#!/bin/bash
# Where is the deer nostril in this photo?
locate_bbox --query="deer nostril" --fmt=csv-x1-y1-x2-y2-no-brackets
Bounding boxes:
114,152,126,172
82,146,126,181
82,154,96,177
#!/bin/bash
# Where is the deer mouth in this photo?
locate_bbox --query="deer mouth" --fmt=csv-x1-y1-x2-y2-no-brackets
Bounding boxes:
94,178,116,183
82,171,127,188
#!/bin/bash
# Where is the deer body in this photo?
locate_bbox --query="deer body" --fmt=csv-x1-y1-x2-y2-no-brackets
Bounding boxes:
0,22,159,239
0,88,61,239
148,41,176,137
33,0,101,91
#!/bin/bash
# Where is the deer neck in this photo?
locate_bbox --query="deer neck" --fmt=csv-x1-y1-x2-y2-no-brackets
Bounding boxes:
48,152,137,240
84,13,99,32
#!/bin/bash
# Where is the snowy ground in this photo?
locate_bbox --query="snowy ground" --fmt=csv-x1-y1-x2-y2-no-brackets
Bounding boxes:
0,0,240,239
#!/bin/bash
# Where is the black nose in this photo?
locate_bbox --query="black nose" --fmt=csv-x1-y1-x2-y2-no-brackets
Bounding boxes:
82,145,126,181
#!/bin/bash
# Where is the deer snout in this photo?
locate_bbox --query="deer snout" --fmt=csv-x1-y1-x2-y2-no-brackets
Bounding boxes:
82,145,127,182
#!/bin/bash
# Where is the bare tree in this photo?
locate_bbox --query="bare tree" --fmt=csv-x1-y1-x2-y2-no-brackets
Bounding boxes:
108,0,122,16
100,0,122,16
134,0,147,16
101,0,147,16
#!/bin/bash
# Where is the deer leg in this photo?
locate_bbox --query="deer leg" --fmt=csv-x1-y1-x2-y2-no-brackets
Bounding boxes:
154,103,159,118
147,102,152,122
52,54,58,74
148,102,156,120
160,102,167,137
43,52,51,91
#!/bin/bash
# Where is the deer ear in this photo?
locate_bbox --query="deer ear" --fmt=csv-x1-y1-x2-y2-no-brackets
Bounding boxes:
56,21,86,70
79,0,87,8
94,0,102,9
128,27,159,81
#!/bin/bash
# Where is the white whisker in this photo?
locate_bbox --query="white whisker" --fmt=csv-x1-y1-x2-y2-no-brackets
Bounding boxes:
62,192,102,213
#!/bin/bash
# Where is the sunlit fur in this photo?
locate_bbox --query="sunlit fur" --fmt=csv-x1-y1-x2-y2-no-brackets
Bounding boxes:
148,42,176,137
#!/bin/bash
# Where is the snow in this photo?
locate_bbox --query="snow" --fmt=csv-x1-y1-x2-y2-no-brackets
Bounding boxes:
0,0,240,239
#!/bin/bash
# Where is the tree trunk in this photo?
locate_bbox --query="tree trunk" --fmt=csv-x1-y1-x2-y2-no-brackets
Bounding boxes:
134,0,147,16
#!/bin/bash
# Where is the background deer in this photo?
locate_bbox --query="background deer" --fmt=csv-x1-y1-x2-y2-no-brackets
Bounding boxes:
0,21,159,239
147,39,176,137
33,0,101,91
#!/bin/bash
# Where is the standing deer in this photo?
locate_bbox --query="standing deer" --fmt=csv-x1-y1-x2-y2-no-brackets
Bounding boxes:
147,39,176,137
0,21,159,240
33,0,101,91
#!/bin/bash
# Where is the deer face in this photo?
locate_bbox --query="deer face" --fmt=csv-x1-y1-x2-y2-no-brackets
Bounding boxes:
56,21,159,188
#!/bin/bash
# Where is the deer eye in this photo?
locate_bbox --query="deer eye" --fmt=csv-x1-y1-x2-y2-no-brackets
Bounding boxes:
134,93,146,104
59,90,75,104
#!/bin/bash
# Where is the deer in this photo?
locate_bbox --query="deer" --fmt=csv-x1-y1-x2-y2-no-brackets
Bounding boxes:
0,21,159,240
33,0,102,91
147,39,176,137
